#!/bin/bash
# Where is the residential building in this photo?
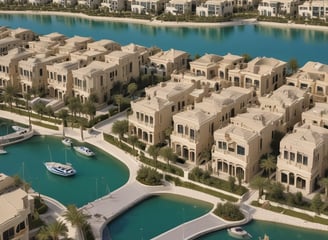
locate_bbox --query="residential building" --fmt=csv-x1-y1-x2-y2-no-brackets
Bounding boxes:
258,85,310,131
298,0,328,19
53,0,77,6
196,0,233,17
212,108,284,182
165,0,193,15
130,0,168,14
129,81,195,145
70,50,107,67
286,61,328,103
0,37,23,56
218,53,246,81
228,56,287,96
121,43,151,70
144,48,189,78
302,102,328,129
10,28,36,46
78,0,101,7
28,0,51,4
38,32,67,46
87,39,121,53
276,124,328,195
58,35,94,55
101,0,126,11
0,27,11,39
189,53,223,80
171,108,216,164
0,47,34,90
71,60,118,104
0,173,33,240
194,86,253,129
47,60,79,101
105,50,140,83
258,0,301,16
18,53,68,94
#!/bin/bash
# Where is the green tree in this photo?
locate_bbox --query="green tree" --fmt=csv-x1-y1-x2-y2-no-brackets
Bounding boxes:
228,176,236,192
33,102,46,120
319,177,328,200
137,165,162,185
56,109,69,137
23,92,32,129
111,120,129,142
260,154,277,179
3,85,16,111
127,82,138,99
288,58,299,75
63,205,88,240
159,146,175,166
37,220,68,240
68,97,82,120
266,182,285,201
311,193,324,214
113,94,124,113
83,100,96,121
242,53,252,63
127,135,139,150
250,176,268,199
147,145,160,169
164,126,173,146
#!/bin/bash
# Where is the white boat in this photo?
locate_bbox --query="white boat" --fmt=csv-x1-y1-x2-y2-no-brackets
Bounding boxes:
12,125,27,132
73,146,95,157
0,148,7,154
62,138,73,147
227,227,252,239
44,161,76,177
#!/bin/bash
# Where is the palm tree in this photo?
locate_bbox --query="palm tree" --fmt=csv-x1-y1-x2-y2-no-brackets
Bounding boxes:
288,58,299,75
260,154,276,179
113,94,124,113
33,102,46,120
127,82,138,99
147,145,160,169
37,220,68,240
68,97,82,127
319,177,328,200
83,100,96,122
127,135,139,151
250,175,268,199
159,146,175,166
56,109,69,137
63,205,88,240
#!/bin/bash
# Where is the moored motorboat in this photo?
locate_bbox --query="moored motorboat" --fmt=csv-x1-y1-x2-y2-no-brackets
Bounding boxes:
227,227,252,239
12,125,27,132
73,146,95,157
62,138,73,147
0,148,7,154
44,161,76,177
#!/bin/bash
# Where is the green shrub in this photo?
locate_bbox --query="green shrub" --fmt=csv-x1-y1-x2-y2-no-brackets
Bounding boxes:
213,202,244,221
137,165,162,185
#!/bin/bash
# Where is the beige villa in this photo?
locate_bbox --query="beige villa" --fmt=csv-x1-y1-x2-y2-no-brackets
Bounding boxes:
0,47,34,90
228,56,287,96
212,108,284,182
0,173,33,240
58,35,94,54
129,81,196,145
286,61,328,103
71,60,118,104
302,102,328,129
10,28,37,47
121,43,151,70
171,108,216,165
196,0,233,17
276,124,328,195
105,50,140,83
0,37,23,56
87,39,121,53
18,53,68,94
258,85,310,131
47,60,79,101
145,49,189,78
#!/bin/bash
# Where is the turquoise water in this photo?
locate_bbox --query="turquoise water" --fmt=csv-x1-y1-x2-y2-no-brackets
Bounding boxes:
0,122,129,207
197,220,328,239
107,194,213,240
0,13,328,65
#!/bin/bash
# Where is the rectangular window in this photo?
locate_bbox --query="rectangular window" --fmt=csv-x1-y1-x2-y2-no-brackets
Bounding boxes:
297,153,302,163
190,129,195,139
218,141,222,149
303,155,308,166
237,145,245,155
290,152,295,161
284,150,288,159
177,124,183,134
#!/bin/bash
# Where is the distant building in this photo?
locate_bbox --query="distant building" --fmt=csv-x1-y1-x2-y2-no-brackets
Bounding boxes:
130,0,169,14
165,0,193,15
0,173,33,240
196,0,233,17
302,102,328,129
0,37,23,56
258,0,301,16
101,0,126,12
298,0,328,19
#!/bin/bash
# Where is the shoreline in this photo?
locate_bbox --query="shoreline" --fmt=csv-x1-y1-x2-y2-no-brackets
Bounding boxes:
1,10,328,32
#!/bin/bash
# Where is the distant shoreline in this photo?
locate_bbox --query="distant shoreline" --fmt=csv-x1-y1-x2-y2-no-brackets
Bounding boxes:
1,10,328,32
